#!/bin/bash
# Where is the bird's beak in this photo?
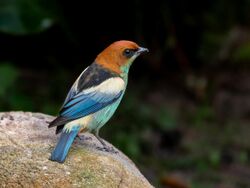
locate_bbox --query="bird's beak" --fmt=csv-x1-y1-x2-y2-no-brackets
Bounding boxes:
136,47,149,55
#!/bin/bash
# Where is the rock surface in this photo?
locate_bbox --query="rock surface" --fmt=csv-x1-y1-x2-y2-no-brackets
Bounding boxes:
0,112,153,188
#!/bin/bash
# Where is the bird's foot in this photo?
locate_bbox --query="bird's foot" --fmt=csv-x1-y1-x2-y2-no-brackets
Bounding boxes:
96,146,118,153
76,134,92,141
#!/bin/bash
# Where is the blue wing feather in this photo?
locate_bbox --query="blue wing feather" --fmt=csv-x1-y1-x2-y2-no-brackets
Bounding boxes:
60,91,122,120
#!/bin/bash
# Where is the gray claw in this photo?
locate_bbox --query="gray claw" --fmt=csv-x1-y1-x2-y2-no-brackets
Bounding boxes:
76,135,92,141
96,146,118,153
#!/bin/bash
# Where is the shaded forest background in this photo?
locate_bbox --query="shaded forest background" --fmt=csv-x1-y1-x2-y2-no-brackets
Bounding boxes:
0,0,250,187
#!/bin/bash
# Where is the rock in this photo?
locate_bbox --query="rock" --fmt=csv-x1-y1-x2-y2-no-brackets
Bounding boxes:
0,112,153,188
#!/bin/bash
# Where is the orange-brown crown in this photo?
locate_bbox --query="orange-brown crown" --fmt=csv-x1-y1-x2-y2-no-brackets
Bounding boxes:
95,40,140,74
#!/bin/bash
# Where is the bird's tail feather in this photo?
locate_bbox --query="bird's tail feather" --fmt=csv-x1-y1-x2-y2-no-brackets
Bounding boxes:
50,126,80,163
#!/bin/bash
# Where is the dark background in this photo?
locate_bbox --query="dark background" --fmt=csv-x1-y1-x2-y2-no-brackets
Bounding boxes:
1,0,250,187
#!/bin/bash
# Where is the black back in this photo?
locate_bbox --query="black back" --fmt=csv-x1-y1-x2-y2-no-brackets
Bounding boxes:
77,62,120,91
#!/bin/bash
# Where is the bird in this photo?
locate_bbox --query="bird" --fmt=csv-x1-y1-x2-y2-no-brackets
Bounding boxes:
48,40,148,163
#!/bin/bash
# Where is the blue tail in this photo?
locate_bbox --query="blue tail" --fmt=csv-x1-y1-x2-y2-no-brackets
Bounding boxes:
50,126,80,163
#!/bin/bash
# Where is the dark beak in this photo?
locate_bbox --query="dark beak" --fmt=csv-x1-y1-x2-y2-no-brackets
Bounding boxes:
136,47,149,55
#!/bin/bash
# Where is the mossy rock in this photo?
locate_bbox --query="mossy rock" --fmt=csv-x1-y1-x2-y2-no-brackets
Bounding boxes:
0,112,153,188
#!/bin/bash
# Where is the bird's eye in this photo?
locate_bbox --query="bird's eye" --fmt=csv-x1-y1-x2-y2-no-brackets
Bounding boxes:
123,49,135,58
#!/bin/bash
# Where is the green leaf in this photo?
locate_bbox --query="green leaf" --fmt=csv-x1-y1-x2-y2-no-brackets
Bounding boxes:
209,150,221,168
0,0,55,35
233,42,250,62
155,109,177,130
41,103,59,115
0,63,18,96
8,93,34,111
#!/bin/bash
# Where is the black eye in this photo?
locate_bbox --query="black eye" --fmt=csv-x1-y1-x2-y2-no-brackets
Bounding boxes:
123,49,135,58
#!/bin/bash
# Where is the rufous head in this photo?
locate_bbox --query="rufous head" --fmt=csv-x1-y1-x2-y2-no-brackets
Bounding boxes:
95,40,148,74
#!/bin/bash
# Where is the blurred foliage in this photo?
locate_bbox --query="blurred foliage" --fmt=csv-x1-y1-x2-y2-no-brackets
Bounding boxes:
0,63,36,111
1,0,250,187
233,42,250,62
0,63,18,96
0,0,55,34
190,104,215,127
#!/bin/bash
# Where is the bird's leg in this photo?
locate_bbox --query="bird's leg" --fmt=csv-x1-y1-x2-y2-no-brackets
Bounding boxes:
94,129,118,153
76,133,92,141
